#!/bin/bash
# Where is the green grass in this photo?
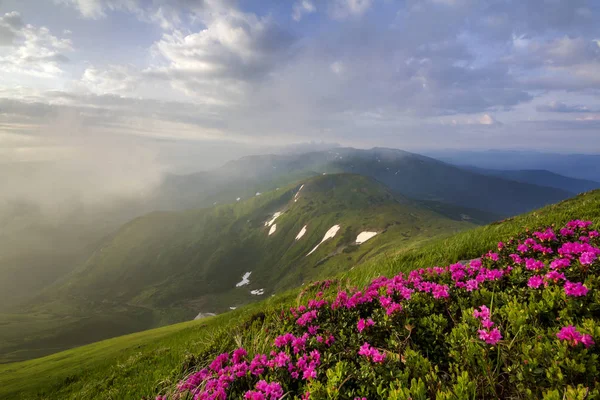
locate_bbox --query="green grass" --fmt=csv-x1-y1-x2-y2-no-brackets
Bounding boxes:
2,190,599,399
0,174,475,364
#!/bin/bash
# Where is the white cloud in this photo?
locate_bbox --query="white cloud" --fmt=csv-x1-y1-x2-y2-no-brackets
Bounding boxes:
55,0,139,19
80,65,140,95
292,1,316,21
148,8,295,103
0,12,73,78
330,61,345,75
331,0,373,19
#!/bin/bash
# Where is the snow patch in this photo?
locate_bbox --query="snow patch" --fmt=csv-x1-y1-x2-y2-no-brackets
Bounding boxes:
230,307,237,310
295,225,307,240
307,224,341,256
194,312,216,320
251,289,265,295
294,184,305,202
265,212,282,227
256,192,261,196
356,231,378,244
236,197,241,201
269,224,277,235
235,272,252,287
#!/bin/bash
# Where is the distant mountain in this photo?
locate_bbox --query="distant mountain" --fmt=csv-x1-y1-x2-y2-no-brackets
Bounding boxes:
425,150,600,182
462,166,600,194
1,174,479,362
152,147,572,217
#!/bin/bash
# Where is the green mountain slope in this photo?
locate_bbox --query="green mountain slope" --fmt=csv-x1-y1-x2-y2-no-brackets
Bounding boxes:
153,147,572,216
1,190,598,400
464,166,600,194
0,174,476,363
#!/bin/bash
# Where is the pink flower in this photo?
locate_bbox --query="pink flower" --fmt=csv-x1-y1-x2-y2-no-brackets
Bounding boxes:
580,252,597,265
478,328,502,345
564,281,589,297
557,325,594,348
525,258,545,271
510,254,523,264
358,342,386,363
481,319,495,329
581,334,595,348
385,303,402,315
545,271,565,283
232,348,248,364
473,305,490,320
527,275,544,289
357,319,367,333
550,258,570,270
465,279,479,292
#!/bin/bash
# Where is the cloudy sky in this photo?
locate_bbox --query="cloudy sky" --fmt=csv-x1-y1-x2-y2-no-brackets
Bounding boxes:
1,0,600,175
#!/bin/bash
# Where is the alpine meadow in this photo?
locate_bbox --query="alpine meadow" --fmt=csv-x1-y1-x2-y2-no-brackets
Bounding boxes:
1,0,600,399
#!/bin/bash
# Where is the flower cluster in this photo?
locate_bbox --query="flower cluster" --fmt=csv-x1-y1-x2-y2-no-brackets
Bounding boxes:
357,318,374,333
155,220,598,399
473,305,502,345
357,342,386,363
556,326,595,348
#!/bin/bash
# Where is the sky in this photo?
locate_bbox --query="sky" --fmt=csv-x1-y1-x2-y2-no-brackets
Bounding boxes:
1,0,600,182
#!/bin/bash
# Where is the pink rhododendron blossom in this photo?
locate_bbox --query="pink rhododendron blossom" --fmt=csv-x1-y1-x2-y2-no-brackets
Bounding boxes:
557,326,595,348
580,251,597,265
478,328,502,345
564,281,589,297
473,305,490,320
167,220,599,400
527,275,544,288
545,271,565,283
550,258,570,270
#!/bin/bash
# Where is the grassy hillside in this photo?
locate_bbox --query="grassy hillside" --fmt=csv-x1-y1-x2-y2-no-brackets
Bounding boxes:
0,174,475,363
1,190,599,399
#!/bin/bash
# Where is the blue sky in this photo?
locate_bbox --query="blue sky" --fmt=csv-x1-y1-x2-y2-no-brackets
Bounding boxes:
1,0,600,175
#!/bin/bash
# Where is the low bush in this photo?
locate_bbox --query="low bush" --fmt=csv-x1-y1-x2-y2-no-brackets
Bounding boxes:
155,220,599,399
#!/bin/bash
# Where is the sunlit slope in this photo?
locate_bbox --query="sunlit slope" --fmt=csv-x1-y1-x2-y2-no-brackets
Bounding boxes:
1,190,598,399
0,174,475,363
51,174,475,313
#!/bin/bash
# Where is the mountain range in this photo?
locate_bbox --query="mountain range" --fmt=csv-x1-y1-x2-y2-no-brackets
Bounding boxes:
0,146,596,363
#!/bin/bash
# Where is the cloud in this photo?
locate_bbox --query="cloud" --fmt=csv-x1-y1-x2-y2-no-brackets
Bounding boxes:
331,0,373,19
80,65,140,95
0,11,24,46
292,1,316,21
55,0,140,19
536,101,594,113
147,7,295,103
0,12,73,78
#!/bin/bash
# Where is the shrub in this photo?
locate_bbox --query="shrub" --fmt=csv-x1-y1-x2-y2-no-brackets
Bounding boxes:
154,220,600,399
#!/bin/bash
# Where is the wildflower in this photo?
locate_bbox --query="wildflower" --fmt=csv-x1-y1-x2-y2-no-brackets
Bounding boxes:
481,319,495,329
525,258,544,271
545,271,565,283
357,318,375,333
465,279,479,292
478,328,502,345
557,325,595,348
527,276,544,289
564,281,589,297
232,348,248,364
473,305,490,320
550,258,570,270
580,252,597,265
509,254,523,264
